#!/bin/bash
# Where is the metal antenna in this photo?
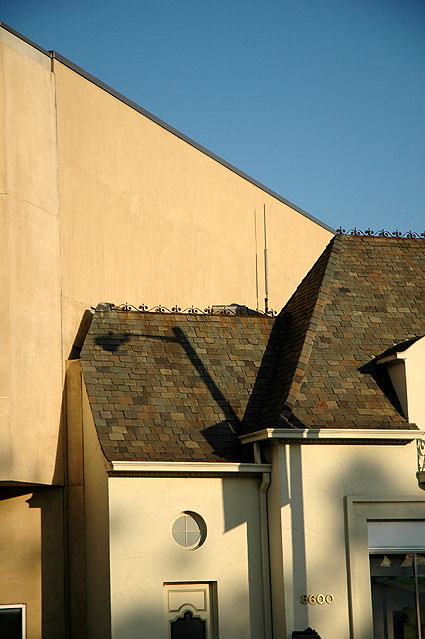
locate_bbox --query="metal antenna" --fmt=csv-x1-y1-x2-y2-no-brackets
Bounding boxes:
254,209,259,311
263,204,269,314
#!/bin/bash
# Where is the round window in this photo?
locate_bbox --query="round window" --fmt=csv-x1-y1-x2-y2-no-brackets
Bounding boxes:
171,511,206,550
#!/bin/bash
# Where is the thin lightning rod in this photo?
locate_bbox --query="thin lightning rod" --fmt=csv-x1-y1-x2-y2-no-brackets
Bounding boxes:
263,204,269,314
254,209,259,311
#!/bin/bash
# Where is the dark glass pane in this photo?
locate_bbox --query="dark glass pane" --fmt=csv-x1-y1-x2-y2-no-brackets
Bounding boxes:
370,554,418,639
0,608,22,639
171,611,206,639
416,553,425,636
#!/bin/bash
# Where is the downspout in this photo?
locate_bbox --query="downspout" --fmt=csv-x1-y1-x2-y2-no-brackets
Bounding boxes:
260,471,273,638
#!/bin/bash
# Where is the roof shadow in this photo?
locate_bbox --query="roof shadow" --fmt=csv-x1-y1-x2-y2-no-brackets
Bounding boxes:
172,326,249,462
358,357,406,419
83,315,292,462
241,311,291,431
94,331,131,352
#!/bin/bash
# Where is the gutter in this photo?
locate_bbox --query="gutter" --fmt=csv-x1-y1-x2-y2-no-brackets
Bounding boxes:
259,472,272,639
240,428,424,444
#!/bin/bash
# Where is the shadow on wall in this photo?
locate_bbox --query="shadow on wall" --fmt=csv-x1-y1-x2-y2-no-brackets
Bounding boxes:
27,488,66,639
108,486,257,639
285,442,425,639
86,445,425,639
221,476,266,639
280,444,309,632
52,400,65,485
50,371,86,638
0,487,66,639
358,357,405,418
110,589,251,639
69,309,94,359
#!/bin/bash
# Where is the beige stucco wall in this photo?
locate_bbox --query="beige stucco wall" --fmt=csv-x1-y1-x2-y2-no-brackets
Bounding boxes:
82,378,111,639
53,59,333,362
387,361,408,418
384,337,425,430
268,440,425,639
0,28,63,484
404,338,425,429
0,487,65,638
266,443,288,639
108,474,264,639
0,25,332,484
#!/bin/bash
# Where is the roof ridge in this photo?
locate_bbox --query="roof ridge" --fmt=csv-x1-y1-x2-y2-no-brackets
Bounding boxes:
256,235,342,429
284,234,342,408
275,233,425,430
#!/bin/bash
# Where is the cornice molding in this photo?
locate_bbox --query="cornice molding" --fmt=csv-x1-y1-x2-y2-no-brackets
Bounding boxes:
107,461,271,476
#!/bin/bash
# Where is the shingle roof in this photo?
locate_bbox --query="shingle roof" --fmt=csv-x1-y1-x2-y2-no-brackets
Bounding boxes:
80,235,424,463
258,235,425,430
80,312,281,462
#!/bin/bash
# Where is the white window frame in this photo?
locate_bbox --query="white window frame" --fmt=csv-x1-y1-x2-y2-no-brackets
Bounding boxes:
0,604,26,638
345,496,425,639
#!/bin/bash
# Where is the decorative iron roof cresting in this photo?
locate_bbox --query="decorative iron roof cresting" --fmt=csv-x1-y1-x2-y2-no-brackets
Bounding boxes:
336,228,425,238
95,303,277,316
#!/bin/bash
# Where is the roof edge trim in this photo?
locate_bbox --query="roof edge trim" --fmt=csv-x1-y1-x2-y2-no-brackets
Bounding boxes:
377,353,406,365
240,428,422,443
108,461,271,474
378,336,425,365
0,22,50,56
0,23,334,232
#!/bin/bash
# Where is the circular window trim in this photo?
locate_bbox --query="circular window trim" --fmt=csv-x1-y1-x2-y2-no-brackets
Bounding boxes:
171,511,207,550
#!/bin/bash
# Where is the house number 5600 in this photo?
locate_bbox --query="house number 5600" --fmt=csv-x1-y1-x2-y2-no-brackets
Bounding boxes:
300,594,334,605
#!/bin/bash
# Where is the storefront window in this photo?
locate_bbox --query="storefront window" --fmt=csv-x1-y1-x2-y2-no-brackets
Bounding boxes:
370,553,425,639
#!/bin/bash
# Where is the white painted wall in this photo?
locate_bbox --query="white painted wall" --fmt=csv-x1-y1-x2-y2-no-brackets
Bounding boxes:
269,440,425,639
82,387,111,639
108,475,265,639
381,336,425,430
404,338,425,430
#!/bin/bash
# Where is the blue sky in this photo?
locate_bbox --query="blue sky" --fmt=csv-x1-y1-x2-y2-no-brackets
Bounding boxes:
2,0,424,232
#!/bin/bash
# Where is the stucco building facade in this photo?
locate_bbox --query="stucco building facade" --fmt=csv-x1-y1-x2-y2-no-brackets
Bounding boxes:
1,21,425,639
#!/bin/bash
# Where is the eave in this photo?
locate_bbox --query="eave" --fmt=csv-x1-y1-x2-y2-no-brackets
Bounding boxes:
239,428,423,445
106,460,271,477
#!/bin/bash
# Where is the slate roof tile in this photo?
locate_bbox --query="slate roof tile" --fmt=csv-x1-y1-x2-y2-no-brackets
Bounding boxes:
80,235,424,462
80,312,278,462
257,235,425,431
